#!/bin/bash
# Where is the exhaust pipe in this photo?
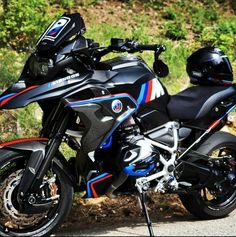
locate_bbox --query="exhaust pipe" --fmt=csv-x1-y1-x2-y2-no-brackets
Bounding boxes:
105,172,129,198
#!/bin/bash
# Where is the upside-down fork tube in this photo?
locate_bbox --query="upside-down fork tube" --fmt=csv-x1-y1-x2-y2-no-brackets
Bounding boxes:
31,113,70,194
0,138,48,197
0,139,77,214
17,112,71,198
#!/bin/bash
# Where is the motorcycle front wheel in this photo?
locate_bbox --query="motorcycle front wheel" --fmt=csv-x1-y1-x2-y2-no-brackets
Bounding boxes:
0,149,73,236
179,131,236,219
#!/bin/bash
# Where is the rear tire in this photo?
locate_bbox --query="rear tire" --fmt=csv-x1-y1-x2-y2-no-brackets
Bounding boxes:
0,149,73,236
179,131,236,219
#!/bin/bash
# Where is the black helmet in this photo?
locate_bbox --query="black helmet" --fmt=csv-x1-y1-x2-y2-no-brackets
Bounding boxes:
186,47,233,85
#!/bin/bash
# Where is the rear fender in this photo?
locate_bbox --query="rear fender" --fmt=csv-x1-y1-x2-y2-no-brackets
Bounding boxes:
197,131,236,154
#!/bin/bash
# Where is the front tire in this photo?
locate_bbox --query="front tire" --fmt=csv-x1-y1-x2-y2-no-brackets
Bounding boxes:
179,131,236,219
0,149,73,236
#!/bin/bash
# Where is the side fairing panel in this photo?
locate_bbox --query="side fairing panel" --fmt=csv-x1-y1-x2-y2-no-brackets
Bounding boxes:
65,94,138,153
0,71,117,109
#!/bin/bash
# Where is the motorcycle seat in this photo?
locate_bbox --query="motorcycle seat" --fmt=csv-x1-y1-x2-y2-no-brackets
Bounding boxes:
167,85,236,121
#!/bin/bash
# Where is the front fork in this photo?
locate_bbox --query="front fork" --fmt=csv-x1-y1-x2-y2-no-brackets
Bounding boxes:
18,111,70,199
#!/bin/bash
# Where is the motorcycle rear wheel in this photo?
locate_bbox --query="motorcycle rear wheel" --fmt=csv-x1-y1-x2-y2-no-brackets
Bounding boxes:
0,149,73,236
179,131,236,219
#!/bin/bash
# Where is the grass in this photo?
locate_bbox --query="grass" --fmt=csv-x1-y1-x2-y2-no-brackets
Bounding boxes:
16,103,42,137
0,48,27,92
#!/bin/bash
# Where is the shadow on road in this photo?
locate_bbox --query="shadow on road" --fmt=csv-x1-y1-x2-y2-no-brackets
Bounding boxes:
57,211,198,236
57,193,235,236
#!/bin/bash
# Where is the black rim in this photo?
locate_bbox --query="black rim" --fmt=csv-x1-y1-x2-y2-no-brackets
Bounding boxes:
200,145,236,210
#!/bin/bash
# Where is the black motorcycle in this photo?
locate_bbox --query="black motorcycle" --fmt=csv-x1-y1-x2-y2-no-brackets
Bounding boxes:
0,13,236,236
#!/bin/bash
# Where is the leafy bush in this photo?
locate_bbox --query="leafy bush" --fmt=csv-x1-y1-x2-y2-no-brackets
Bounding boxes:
199,17,236,57
204,9,218,21
160,40,192,94
0,48,27,91
0,110,18,142
61,0,75,8
200,26,217,45
216,18,236,35
0,0,58,49
162,7,178,20
85,23,128,46
217,34,235,54
192,16,205,34
16,103,42,138
189,6,218,34
140,0,164,10
165,21,187,40
0,104,42,142
52,0,75,8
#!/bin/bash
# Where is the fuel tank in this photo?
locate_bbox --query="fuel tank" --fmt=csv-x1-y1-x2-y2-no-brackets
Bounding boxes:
100,55,167,101
100,55,171,130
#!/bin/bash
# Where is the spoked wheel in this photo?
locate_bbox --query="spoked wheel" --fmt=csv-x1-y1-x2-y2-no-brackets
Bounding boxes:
179,132,236,219
0,149,73,236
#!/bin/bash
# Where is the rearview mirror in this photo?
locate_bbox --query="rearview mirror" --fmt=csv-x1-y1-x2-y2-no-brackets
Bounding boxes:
153,60,169,78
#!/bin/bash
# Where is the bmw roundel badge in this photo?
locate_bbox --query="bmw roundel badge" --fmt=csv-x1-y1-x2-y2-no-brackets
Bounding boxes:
111,99,123,113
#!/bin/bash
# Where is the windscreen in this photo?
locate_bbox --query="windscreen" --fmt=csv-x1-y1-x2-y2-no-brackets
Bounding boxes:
36,13,86,53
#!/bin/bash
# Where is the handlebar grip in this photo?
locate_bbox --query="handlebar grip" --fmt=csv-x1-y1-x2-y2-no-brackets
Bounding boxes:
135,44,166,52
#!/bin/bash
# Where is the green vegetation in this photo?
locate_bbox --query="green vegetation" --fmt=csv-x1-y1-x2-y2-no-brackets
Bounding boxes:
0,0,236,141
0,0,55,49
0,48,28,90
165,21,187,40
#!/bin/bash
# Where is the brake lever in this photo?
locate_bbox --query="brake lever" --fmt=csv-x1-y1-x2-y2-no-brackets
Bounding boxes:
121,39,139,52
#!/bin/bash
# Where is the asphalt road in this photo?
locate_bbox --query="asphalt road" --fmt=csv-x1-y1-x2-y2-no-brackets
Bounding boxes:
58,209,236,236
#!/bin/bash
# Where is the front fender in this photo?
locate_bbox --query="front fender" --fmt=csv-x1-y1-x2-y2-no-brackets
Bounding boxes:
0,138,49,196
0,138,48,151
0,138,77,191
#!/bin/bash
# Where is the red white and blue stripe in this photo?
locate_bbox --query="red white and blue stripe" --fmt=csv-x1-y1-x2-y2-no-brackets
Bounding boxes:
137,78,165,105
0,86,39,107
86,173,113,198
209,104,236,129
0,93,17,102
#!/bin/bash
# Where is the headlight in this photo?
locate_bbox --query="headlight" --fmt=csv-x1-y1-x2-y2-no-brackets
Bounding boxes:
29,54,54,78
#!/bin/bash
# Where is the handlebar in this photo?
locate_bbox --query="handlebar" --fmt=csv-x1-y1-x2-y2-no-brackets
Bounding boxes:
67,37,168,75
90,38,166,63
135,44,163,51
109,38,166,53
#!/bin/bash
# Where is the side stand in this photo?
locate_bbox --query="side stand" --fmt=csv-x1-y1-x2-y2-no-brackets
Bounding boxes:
138,191,155,237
